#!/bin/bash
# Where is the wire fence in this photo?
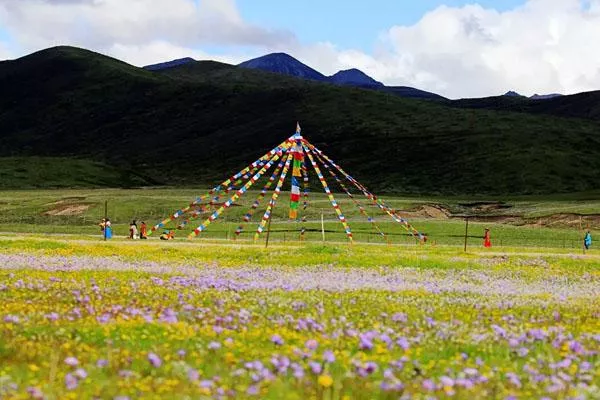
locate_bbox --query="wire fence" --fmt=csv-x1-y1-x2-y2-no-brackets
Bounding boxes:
0,209,588,250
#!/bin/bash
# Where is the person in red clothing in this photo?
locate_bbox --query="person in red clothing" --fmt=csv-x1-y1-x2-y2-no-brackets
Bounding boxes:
483,228,492,248
140,221,148,239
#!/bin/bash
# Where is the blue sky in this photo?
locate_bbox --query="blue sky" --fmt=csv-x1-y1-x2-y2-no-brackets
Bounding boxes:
236,0,526,51
1,0,599,98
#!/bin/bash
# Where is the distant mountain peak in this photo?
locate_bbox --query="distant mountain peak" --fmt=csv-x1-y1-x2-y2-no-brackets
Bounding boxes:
330,68,384,87
144,57,195,71
238,53,327,81
503,90,524,97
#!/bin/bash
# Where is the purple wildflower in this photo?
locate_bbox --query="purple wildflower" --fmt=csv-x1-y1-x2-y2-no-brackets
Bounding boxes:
271,335,284,346
65,373,78,390
208,341,221,350
323,350,336,363
26,387,44,399
64,357,79,367
359,335,374,350
518,347,529,357
422,379,436,391
199,380,213,388
187,368,199,382
309,361,322,375
396,337,410,350
3,315,19,324
74,368,87,379
305,339,318,351
147,352,162,368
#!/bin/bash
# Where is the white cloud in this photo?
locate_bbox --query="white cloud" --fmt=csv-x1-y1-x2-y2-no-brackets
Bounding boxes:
0,41,13,60
365,0,600,98
285,0,600,98
106,41,246,67
2,0,600,98
0,0,295,61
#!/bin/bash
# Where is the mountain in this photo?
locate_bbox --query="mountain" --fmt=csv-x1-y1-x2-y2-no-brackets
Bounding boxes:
503,91,563,100
329,69,383,87
504,91,524,97
449,91,600,121
238,53,327,81
235,53,445,100
2,46,600,195
383,86,446,100
144,57,196,71
530,93,563,100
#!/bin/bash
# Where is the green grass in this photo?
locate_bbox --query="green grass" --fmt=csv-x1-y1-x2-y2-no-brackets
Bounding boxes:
0,188,596,250
1,46,600,194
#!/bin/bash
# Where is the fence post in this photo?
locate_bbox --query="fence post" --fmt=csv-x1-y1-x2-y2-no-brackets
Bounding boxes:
265,216,272,249
463,217,469,252
104,200,108,241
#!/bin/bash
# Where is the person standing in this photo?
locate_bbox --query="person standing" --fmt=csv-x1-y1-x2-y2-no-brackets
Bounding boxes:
105,219,113,239
129,220,138,239
140,221,148,239
584,230,592,250
483,228,492,248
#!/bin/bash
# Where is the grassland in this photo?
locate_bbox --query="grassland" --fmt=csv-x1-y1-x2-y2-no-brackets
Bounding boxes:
0,239,598,399
0,188,597,250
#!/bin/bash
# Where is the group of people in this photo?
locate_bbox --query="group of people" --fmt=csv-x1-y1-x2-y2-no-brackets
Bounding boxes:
99,219,592,249
128,220,147,240
99,218,177,241
98,219,148,239
99,218,112,239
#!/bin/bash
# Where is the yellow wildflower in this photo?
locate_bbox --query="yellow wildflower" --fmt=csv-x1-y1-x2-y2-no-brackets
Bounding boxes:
318,375,333,388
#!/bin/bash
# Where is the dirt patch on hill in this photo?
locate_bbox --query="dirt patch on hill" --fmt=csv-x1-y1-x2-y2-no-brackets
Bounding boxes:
459,201,513,212
395,204,451,219
43,204,91,216
459,215,524,224
49,197,87,205
526,214,600,229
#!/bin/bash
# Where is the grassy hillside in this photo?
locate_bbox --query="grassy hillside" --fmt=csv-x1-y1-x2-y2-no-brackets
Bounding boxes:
449,91,600,121
0,157,152,189
1,46,600,195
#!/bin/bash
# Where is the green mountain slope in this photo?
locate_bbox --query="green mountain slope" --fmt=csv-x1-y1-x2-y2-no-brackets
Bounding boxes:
449,92,600,121
1,46,600,195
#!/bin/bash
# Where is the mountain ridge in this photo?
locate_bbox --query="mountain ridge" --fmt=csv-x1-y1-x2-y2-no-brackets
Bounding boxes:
2,45,600,195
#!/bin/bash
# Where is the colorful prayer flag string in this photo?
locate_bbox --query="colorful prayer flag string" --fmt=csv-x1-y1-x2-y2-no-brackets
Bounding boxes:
304,140,425,241
234,158,285,238
149,138,289,235
302,142,353,242
289,125,303,220
255,150,293,241
300,159,310,240
189,149,284,239
309,146,387,242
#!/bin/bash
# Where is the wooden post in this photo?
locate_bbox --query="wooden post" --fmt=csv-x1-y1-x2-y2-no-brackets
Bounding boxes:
104,200,108,241
579,216,585,254
463,217,469,252
321,213,325,242
265,216,272,249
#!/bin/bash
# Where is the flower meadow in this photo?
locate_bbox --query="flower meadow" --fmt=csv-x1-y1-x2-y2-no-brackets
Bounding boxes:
0,247,599,399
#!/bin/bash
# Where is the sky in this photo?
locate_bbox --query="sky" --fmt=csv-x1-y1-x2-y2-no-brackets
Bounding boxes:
1,0,600,99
